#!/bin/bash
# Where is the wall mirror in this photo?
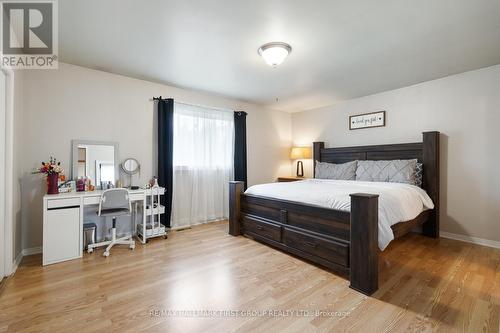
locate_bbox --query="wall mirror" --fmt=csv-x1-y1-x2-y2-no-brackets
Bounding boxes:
71,140,119,189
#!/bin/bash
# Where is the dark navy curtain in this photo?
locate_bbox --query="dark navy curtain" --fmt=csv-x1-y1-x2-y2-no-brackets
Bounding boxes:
233,111,248,189
157,98,174,227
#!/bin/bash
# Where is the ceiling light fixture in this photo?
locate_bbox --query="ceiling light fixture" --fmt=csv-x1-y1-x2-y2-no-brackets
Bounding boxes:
258,42,292,67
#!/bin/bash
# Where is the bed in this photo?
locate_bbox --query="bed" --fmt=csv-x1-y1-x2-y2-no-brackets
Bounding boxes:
228,131,440,295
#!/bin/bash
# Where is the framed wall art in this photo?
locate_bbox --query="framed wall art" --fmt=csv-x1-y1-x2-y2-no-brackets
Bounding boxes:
349,111,386,130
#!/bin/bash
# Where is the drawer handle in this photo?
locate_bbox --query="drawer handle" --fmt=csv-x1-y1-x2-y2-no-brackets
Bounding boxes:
256,225,264,230
47,205,80,211
303,241,317,248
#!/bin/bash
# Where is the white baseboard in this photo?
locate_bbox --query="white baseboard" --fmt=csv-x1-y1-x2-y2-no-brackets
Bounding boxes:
22,247,42,256
170,218,227,231
11,251,23,275
8,247,42,276
440,231,500,249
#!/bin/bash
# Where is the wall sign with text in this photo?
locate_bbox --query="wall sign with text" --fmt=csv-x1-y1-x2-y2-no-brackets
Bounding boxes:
349,111,386,130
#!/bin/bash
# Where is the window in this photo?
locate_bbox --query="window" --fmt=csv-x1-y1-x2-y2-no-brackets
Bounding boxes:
171,102,234,229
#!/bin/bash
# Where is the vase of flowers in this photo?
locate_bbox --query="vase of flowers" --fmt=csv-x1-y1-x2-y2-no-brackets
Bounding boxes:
34,157,65,195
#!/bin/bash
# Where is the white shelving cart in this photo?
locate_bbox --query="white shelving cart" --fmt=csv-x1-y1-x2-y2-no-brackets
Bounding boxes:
136,186,167,243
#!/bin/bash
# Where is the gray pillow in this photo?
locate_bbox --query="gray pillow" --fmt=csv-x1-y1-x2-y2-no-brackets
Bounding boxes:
415,162,423,187
356,159,417,185
315,160,357,180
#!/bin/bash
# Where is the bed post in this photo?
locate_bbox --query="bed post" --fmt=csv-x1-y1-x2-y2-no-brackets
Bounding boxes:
349,193,379,295
422,131,440,238
312,142,324,178
229,181,244,236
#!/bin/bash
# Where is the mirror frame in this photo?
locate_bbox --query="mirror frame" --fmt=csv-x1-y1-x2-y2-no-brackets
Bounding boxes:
121,158,140,175
71,140,119,183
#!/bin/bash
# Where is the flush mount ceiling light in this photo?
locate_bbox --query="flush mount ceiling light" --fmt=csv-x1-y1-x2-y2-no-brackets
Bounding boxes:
258,42,292,67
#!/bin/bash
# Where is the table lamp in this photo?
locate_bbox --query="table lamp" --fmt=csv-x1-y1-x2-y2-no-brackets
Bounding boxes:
290,146,312,177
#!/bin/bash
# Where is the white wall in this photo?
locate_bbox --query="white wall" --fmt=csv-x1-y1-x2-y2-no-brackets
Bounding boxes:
1,68,24,275
292,64,500,243
19,63,292,250
1,70,6,278
13,70,23,261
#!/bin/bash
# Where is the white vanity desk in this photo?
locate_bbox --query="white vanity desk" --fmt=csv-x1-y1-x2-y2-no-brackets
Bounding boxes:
43,188,162,266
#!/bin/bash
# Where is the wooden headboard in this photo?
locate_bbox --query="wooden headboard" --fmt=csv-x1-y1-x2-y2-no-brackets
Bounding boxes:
313,131,440,236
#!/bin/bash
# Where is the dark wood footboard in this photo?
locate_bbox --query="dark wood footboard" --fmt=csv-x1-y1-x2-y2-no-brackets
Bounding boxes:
229,181,380,295
349,193,379,295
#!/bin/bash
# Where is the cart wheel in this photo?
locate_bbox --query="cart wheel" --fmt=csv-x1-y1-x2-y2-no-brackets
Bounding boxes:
130,244,135,250
103,251,110,257
87,248,93,253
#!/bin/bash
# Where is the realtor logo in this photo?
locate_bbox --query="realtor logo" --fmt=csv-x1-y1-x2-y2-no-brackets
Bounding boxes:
1,0,58,69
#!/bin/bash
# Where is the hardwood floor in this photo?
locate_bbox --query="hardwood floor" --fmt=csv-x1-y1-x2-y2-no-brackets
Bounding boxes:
1,221,499,332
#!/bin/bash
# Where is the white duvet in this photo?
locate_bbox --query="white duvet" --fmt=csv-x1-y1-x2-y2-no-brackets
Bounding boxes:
245,179,434,250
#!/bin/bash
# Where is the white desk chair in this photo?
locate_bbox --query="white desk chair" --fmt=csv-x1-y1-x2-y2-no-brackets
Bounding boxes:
87,188,135,257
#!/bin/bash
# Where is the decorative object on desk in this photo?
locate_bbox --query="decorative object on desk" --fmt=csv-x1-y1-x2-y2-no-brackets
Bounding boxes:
77,177,86,192
33,157,65,194
148,177,159,189
290,146,312,177
58,180,75,193
121,157,140,188
100,181,114,190
58,186,71,193
349,111,386,130
47,174,59,194
84,177,93,191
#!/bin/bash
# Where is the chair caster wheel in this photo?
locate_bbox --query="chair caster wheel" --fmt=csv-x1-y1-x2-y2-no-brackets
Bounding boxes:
87,248,93,253
103,251,110,257
130,245,135,250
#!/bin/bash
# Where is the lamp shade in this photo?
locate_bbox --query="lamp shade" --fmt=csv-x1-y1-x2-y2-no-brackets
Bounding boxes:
290,147,312,159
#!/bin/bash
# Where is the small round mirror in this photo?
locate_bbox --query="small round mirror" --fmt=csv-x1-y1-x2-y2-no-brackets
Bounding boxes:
121,158,140,175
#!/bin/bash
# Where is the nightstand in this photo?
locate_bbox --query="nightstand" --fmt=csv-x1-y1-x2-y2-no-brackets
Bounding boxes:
277,176,308,182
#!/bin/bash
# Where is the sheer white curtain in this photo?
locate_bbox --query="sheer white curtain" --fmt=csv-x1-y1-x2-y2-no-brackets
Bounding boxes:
171,102,234,229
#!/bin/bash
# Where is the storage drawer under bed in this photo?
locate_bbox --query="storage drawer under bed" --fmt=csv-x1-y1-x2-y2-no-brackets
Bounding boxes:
242,215,282,242
283,227,349,267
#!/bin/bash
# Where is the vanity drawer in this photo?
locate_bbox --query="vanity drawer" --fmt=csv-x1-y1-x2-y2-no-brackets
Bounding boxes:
47,198,81,209
283,228,349,267
83,196,100,205
242,215,281,242
84,192,143,205
129,192,144,202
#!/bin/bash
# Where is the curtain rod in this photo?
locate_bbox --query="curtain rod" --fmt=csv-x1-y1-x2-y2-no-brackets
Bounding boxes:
150,96,234,113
